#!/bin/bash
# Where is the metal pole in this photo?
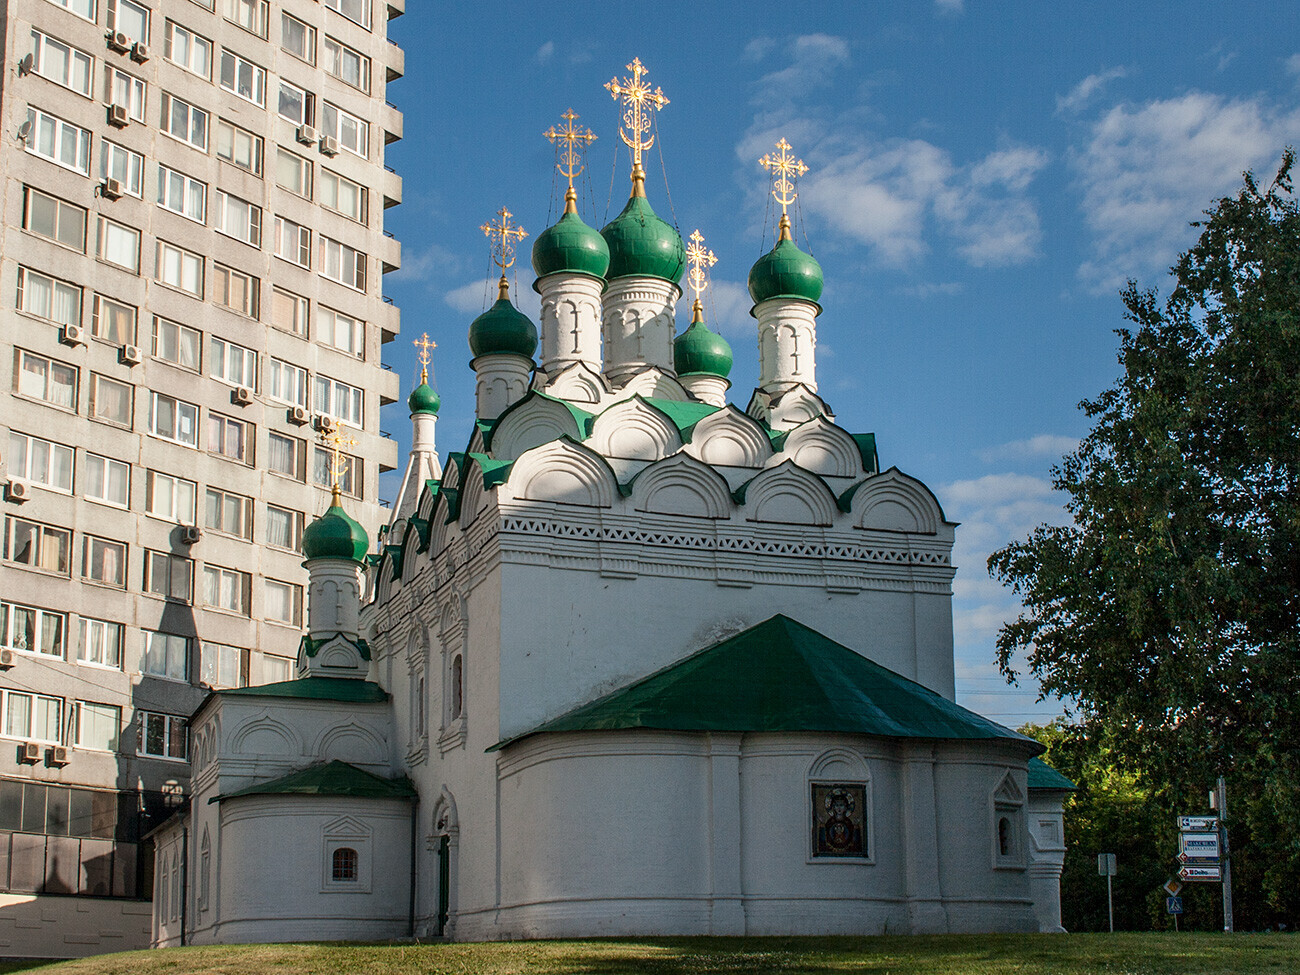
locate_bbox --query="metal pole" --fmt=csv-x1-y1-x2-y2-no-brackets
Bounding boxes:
1107,872,1114,933
1219,776,1233,933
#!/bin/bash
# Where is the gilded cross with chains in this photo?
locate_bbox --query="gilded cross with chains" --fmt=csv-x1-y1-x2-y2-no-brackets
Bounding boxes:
759,138,809,239
322,427,358,501
480,207,528,271
544,109,597,203
685,230,717,306
605,58,669,185
413,332,436,383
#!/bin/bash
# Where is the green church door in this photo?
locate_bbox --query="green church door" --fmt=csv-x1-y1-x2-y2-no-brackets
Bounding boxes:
436,834,450,936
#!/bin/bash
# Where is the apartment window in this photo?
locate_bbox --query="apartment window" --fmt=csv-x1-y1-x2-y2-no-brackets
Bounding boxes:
323,36,370,92
275,148,312,198
89,374,133,427
282,13,316,63
277,79,313,126
205,488,252,540
146,471,197,524
274,216,310,268
148,392,199,447
204,565,250,615
214,191,262,246
165,21,212,78
106,68,146,123
152,317,201,370
8,432,73,494
157,165,207,223
268,433,305,481
78,618,124,670
25,108,91,175
213,264,259,317
223,0,268,37
160,93,208,151
313,376,363,425
265,506,303,552
267,358,308,407
313,447,359,498
271,287,308,335
76,702,121,750
318,307,364,358
2,692,62,743
96,218,140,273
325,0,371,30
321,102,368,158
24,187,87,251
216,119,263,175
92,295,137,344
144,555,193,605
138,712,187,760
30,30,93,97
264,579,303,626
208,413,251,464
219,50,265,106
15,351,77,410
1,601,65,657
83,535,127,588
16,268,81,328
320,237,366,291
200,642,246,688
108,0,150,43
44,0,96,22
100,140,144,197
209,337,256,387
4,517,71,574
84,454,130,508
320,169,366,224
156,241,204,296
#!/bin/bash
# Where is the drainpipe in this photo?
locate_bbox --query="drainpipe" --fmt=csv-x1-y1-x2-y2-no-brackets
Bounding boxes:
179,818,189,947
408,796,419,937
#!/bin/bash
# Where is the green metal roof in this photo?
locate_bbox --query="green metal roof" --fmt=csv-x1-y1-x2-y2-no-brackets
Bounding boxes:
491,615,1041,752
1027,757,1076,790
851,433,879,474
219,676,388,703
639,397,721,440
213,760,416,802
483,391,596,453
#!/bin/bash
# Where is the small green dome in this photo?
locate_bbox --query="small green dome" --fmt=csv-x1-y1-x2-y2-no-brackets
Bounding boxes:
468,283,538,359
303,504,369,563
748,238,824,306
532,209,610,284
408,379,440,415
600,194,685,284
674,319,733,378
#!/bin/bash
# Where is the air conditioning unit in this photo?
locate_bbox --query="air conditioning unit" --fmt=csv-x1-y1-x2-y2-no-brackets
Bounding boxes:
232,385,254,406
107,104,130,128
180,526,202,545
315,414,337,433
20,742,41,764
129,42,148,63
48,746,70,767
319,135,339,157
62,323,86,346
0,649,15,669
296,124,317,146
106,31,130,54
120,344,142,365
288,405,310,425
102,177,124,200
6,479,32,503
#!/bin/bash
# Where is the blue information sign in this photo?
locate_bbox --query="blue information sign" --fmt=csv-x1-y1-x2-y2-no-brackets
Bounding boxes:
1166,895,1184,914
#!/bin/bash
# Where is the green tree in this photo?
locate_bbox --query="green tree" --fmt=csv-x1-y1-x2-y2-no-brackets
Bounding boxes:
992,150,1300,927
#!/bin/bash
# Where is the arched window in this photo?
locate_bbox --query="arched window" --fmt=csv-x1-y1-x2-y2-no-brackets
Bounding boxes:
332,846,358,882
998,816,1011,857
450,655,463,720
992,773,1026,867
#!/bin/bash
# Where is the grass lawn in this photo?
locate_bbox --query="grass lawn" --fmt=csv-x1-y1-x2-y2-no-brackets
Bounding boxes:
4,934,1298,975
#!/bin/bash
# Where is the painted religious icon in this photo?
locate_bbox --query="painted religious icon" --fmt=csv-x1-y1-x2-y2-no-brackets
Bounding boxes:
811,783,867,858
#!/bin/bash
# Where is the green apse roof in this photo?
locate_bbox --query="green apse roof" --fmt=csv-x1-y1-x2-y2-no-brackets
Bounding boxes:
302,502,369,563
674,318,733,379
468,280,538,358
1028,757,1077,790
491,615,1041,752
220,676,389,702
214,761,416,802
600,193,685,284
748,237,824,306
408,379,440,415
532,208,610,283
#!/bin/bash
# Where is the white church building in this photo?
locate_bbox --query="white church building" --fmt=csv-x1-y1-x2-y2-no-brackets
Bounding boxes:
150,65,1072,946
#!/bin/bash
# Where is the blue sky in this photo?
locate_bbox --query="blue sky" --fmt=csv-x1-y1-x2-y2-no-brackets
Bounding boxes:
378,1,1300,726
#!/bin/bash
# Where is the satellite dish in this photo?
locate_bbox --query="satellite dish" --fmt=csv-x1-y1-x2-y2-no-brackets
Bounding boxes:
17,119,31,142
17,54,33,76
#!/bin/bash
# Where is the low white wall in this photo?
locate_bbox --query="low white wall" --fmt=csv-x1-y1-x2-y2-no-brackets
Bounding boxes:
0,893,152,959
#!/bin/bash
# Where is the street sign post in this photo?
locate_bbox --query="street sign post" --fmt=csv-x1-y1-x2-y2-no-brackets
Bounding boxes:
1180,864,1222,882
1179,832,1221,861
1178,815,1218,831
1163,878,1182,897
1167,896,1183,914
1098,853,1117,932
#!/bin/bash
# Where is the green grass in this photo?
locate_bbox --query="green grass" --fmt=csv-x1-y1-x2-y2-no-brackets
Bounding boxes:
6,934,1299,975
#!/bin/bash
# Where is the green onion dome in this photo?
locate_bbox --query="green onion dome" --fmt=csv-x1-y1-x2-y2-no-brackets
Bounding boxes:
407,376,440,415
302,501,369,563
748,237,824,306
468,277,538,358
674,304,733,378
532,202,610,285
600,193,685,285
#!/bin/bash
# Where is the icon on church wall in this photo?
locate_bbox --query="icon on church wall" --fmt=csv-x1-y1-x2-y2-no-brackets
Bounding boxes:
811,783,867,858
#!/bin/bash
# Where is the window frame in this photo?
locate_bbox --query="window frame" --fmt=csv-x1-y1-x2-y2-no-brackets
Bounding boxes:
325,0,371,31
160,92,209,151
16,266,82,328
323,35,370,93
1,690,63,744
274,215,311,268
3,515,72,575
208,412,252,465
320,168,367,224
222,0,269,38
313,375,363,425
320,236,366,292
137,711,188,760
89,373,134,428
82,534,127,589
95,217,141,274
75,700,122,751
25,107,91,175
267,357,309,408
264,506,304,554
148,391,200,448
155,240,205,297
209,336,257,388
30,29,94,97
281,11,316,64
213,190,262,247
14,349,78,412
157,164,208,224
218,48,266,107
203,563,251,616
146,470,198,525
143,554,193,605
91,294,138,345
84,453,131,509
78,618,125,671
100,139,145,197
164,20,213,79
108,0,151,44
276,78,313,126
8,431,74,494
268,432,306,481
321,101,368,158
1,600,67,658
274,148,313,200
23,186,88,252
105,66,147,123
216,118,263,175
318,306,364,358
204,487,253,540
212,263,260,318
271,287,309,336
151,316,202,371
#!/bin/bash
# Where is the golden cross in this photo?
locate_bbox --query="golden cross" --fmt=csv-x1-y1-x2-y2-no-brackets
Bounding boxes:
605,58,669,194
545,109,597,211
480,207,528,272
759,138,809,240
685,229,717,307
322,427,358,505
413,332,436,383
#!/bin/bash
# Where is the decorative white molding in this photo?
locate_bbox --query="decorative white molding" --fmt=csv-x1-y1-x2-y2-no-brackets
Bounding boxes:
849,468,944,536
611,365,691,402
780,417,863,477
742,461,839,527
755,296,819,393
473,353,533,421
538,272,604,375
505,439,617,508
229,713,303,757
601,277,681,383
686,407,773,468
490,395,587,464
630,452,734,519
539,360,609,405
589,398,683,461
678,372,729,408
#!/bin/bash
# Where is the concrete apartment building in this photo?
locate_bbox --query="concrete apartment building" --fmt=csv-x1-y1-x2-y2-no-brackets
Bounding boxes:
0,0,403,956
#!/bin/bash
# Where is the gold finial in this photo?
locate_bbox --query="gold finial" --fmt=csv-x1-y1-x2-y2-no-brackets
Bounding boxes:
605,58,669,197
759,138,809,242
685,229,717,321
545,109,597,214
480,207,528,300
322,427,359,507
413,332,436,384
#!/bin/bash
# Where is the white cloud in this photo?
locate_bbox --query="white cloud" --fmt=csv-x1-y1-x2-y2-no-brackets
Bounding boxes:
388,242,462,290
1056,67,1128,114
444,279,492,315
897,281,964,298
935,0,964,13
534,41,554,65
1287,53,1300,76
676,279,753,339
977,434,1078,464
755,34,850,104
1073,92,1300,292
744,37,776,63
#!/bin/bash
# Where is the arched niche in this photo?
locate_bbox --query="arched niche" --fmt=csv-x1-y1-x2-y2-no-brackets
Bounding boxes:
738,460,839,526
848,468,944,535
505,438,618,508
541,361,609,405
686,407,773,468
229,713,302,757
589,397,683,461
780,416,864,477
629,452,734,519
488,394,589,463
614,366,691,402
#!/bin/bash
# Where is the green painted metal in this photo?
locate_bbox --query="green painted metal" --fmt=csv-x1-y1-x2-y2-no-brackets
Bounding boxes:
213,760,416,802
220,675,387,701
408,380,441,415
673,320,734,378
468,297,538,358
747,237,825,306
532,209,610,283
1027,757,1077,790
600,193,685,284
302,504,370,563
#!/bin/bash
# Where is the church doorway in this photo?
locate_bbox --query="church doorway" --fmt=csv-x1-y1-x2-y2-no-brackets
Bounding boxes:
435,834,450,936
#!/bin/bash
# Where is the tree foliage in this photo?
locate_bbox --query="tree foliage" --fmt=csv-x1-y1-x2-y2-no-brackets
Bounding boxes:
992,150,1300,924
